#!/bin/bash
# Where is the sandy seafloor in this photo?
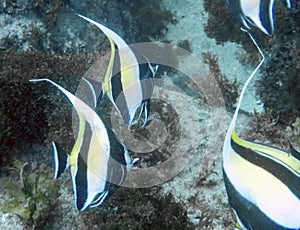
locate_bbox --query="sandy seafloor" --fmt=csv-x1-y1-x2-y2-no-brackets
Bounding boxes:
0,0,264,229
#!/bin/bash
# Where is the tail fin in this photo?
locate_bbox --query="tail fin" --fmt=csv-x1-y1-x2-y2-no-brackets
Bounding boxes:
52,141,69,179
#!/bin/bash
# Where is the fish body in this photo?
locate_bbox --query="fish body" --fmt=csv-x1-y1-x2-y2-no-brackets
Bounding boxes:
226,0,295,34
78,14,158,126
224,132,300,229
222,31,300,229
30,78,138,211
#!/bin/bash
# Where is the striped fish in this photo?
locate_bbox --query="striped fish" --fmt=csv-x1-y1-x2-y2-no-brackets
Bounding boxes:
222,30,300,229
78,14,159,126
226,0,296,34
29,78,138,211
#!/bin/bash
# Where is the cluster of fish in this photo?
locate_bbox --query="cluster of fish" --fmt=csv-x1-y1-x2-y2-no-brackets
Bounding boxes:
226,0,298,34
224,1,300,229
30,15,158,211
28,1,300,227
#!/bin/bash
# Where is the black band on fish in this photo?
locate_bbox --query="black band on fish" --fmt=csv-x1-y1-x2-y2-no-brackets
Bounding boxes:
223,169,288,230
110,75,129,125
52,141,69,180
259,0,274,34
231,137,300,200
74,154,89,211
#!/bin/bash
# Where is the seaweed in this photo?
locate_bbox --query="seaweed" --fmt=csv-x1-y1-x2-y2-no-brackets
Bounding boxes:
115,0,177,43
80,187,193,229
0,50,97,165
287,117,300,151
1,0,177,53
243,109,287,149
187,195,234,229
196,205,219,229
131,5,177,42
256,37,300,122
202,52,239,112
1,160,60,229
203,0,240,45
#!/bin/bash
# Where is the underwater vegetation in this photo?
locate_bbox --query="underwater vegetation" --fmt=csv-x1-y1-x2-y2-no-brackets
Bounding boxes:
128,2,177,42
204,0,300,124
0,50,97,165
74,0,177,43
79,187,192,229
243,109,287,148
1,160,60,228
0,0,176,54
256,37,300,121
202,52,239,111
287,117,300,151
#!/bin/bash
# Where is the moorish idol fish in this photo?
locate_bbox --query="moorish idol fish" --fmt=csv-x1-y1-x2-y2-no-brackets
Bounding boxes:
29,78,139,211
222,30,300,229
226,0,296,34
78,14,159,126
